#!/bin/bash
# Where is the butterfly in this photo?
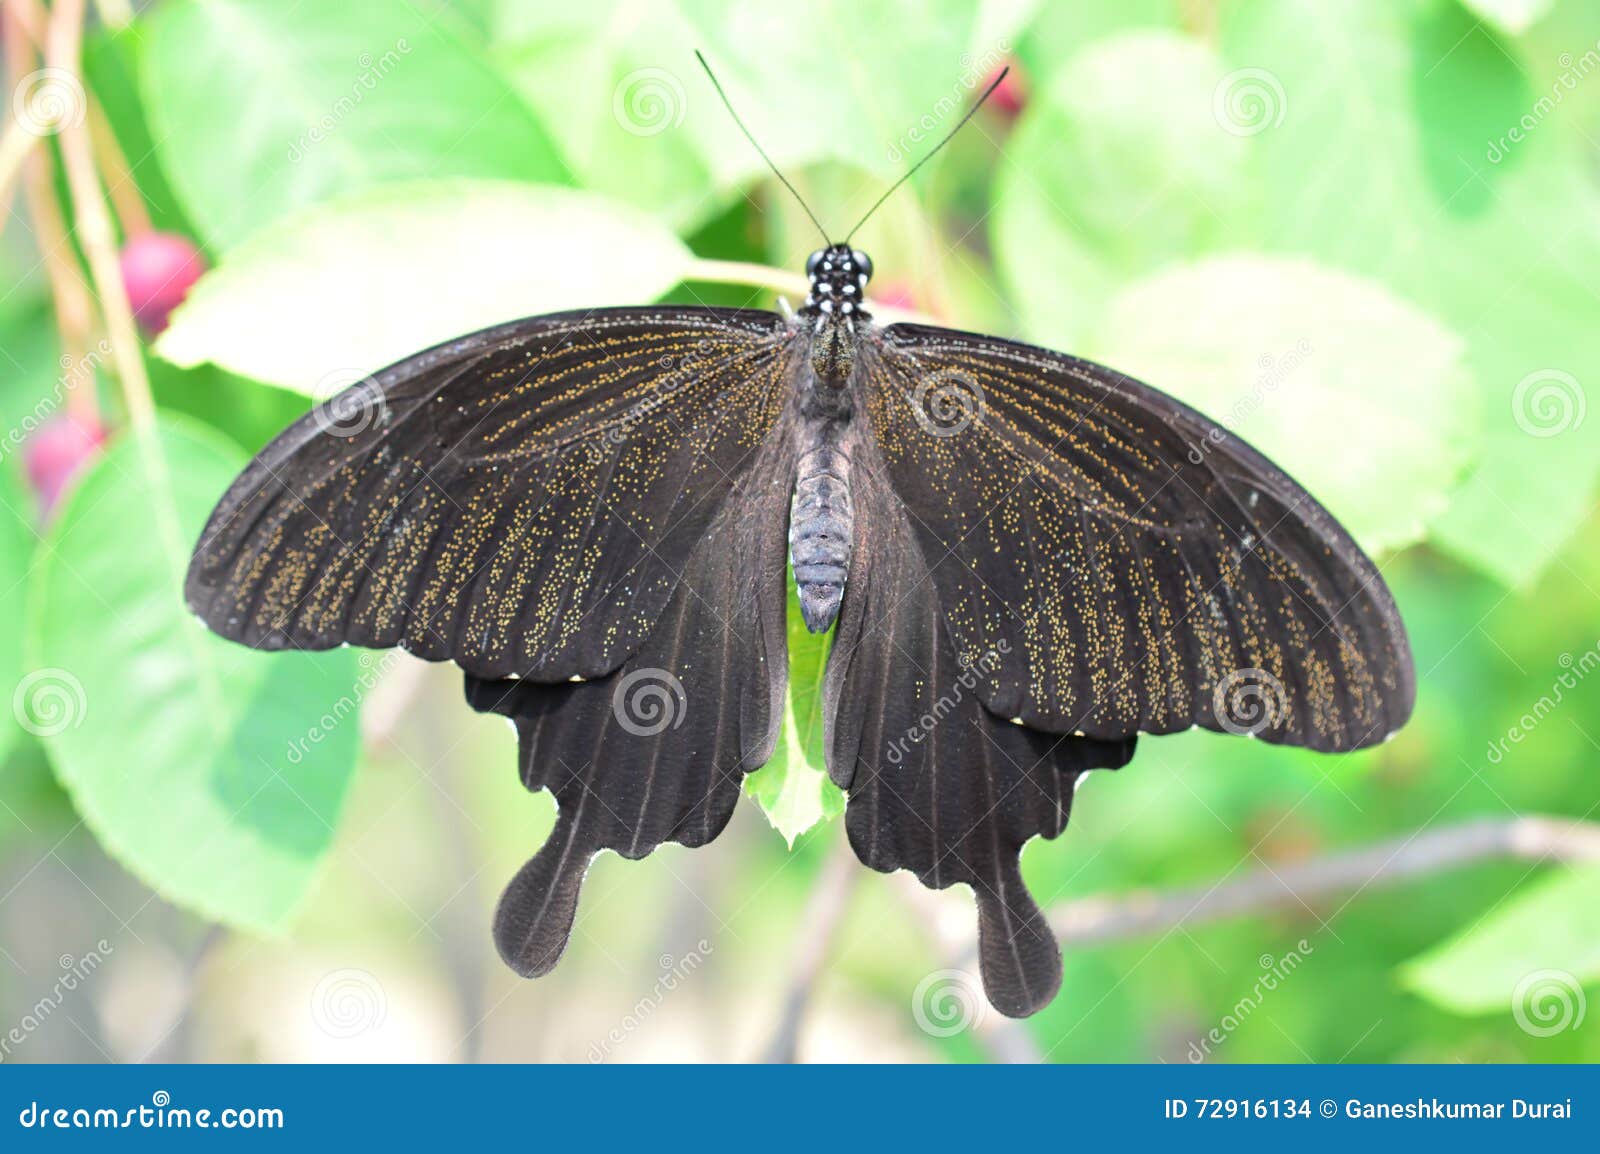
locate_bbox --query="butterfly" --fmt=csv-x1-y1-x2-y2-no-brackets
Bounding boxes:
184,61,1414,1019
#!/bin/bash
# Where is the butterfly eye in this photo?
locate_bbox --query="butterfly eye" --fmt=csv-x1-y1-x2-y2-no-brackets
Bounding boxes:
851,250,873,281
806,250,824,277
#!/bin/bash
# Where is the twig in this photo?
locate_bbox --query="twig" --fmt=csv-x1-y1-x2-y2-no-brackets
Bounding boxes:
88,99,152,239
758,829,860,1063
1042,814,1600,948
0,119,40,238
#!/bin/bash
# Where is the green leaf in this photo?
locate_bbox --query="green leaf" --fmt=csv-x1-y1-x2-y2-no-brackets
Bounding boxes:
993,4,1600,584
28,416,360,931
488,1,738,230
1092,255,1479,554
0,463,36,767
677,0,1009,182
156,179,693,393
1401,865,1600,1015
142,0,569,251
744,586,844,846
1460,0,1555,35
995,31,1253,350
1217,0,1600,584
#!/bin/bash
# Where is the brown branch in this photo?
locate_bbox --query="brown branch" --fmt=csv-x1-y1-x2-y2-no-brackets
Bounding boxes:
759,829,860,1062
1045,814,1600,948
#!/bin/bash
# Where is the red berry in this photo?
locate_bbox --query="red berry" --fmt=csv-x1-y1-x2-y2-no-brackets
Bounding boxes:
986,62,1027,120
24,413,106,514
119,231,206,334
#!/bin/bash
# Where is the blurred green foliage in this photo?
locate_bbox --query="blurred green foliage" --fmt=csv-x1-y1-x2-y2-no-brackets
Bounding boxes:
1,0,1598,1062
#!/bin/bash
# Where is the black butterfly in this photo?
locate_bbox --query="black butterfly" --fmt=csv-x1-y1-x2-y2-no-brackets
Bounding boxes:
184,64,1413,1019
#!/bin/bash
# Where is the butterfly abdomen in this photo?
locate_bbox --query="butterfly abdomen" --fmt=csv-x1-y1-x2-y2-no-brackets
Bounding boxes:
790,426,855,635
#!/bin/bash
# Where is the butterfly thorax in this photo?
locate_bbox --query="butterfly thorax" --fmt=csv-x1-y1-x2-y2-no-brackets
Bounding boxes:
791,245,871,633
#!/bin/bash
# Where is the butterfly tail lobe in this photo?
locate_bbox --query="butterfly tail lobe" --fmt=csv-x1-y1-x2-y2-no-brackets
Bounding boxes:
974,862,1062,1019
494,815,595,979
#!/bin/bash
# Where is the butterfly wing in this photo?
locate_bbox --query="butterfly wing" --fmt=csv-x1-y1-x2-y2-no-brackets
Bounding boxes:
824,474,1135,1017
187,306,802,977
466,419,795,977
186,306,798,681
857,322,1415,753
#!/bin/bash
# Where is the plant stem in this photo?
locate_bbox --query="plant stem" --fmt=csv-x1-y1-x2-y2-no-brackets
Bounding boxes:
683,256,939,326
4,0,100,424
89,100,153,239
48,0,154,438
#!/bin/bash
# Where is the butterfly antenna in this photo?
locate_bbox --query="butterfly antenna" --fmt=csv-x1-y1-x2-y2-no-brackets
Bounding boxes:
695,50,832,246
844,66,1010,244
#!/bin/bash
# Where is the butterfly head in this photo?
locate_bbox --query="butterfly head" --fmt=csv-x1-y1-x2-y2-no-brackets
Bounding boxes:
803,244,872,318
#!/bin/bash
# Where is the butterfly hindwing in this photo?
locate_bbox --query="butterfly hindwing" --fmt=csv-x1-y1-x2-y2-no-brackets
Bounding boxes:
825,462,1136,1017
466,423,796,977
857,323,1415,753
185,307,796,681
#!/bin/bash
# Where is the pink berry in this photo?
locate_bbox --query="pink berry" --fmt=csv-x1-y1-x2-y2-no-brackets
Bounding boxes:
119,231,206,334
24,413,106,514
986,62,1026,120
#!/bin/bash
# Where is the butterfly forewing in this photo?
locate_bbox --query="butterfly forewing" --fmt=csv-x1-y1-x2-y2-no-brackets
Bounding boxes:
852,323,1414,753
185,307,797,681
